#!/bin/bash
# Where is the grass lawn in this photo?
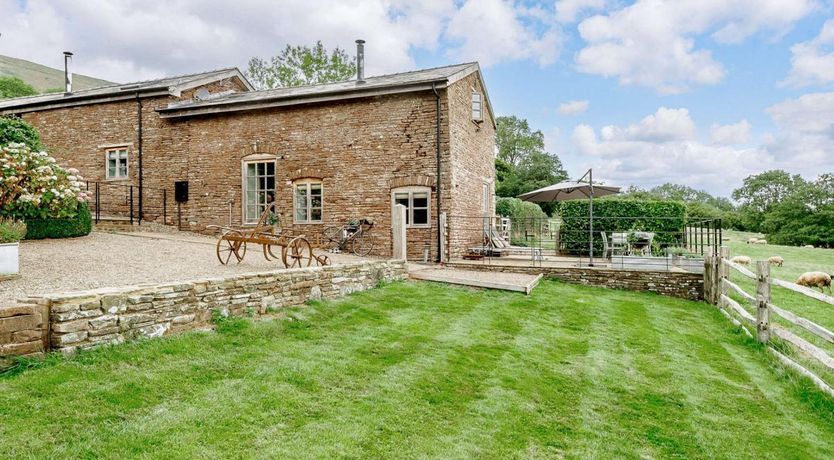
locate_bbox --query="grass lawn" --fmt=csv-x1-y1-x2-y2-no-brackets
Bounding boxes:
2,280,834,459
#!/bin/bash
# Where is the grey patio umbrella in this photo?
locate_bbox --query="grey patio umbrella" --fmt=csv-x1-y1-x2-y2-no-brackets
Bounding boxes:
517,169,620,266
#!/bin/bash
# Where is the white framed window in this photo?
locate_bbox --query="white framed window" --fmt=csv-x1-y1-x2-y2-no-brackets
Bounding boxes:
294,180,323,224
242,159,276,224
392,186,430,228
471,92,483,121
105,147,128,180
482,182,490,213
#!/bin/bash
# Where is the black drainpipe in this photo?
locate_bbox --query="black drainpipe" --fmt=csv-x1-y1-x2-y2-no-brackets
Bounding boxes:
136,93,143,224
432,82,442,262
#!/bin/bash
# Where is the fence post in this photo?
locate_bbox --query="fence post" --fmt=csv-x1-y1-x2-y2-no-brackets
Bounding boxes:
163,189,167,225
704,253,715,304
439,212,447,263
718,246,729,305
756,260,771,343
392,204,407,260
95,182,100,223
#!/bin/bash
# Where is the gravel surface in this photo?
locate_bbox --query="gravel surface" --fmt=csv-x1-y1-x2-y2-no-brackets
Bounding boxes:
1,231,366,305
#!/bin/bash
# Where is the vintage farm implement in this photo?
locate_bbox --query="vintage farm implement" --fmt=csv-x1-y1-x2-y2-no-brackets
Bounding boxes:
209,203,329,268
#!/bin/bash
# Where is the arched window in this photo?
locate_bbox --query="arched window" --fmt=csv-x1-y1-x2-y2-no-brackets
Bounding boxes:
241,153,276,224
294,179,323,224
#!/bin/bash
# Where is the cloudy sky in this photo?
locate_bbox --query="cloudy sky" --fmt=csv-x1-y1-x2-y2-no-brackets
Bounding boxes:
1,0,833,196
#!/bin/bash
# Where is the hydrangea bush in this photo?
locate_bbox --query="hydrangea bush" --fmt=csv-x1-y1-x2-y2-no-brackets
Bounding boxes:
0,142,88,219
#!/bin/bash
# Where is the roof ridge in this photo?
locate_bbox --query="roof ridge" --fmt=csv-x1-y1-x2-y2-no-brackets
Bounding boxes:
0,67,241,105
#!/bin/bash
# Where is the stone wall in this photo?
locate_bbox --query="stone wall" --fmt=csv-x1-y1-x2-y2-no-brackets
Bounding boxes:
445,263,704,301
0,260,406,358
0,303,49,359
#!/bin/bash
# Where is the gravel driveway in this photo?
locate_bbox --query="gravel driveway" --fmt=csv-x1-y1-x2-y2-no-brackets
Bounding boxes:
1,231,366,305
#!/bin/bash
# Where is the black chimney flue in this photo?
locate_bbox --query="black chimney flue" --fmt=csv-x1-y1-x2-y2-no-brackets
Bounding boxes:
355,39,365,84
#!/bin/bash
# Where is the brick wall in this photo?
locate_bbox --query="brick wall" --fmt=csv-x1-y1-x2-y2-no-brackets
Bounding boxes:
445,263,704,301
447,73,496,258
19,73,495,260
0,260,406,359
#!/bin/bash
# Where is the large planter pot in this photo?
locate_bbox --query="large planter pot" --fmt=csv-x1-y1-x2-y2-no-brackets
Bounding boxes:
0,242,20,276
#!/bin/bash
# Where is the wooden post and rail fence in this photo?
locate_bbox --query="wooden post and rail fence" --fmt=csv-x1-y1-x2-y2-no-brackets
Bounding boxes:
705,247,834,398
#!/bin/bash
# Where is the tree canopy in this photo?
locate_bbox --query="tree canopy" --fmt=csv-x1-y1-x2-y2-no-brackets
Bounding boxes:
0,76,38,99
494,116,568,215
246,41,356,89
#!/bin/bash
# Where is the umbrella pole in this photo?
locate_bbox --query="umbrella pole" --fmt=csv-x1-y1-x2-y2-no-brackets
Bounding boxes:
588,169,594,266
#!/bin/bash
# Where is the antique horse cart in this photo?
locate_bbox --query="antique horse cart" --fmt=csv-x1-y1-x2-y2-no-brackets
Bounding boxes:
210,203,329,268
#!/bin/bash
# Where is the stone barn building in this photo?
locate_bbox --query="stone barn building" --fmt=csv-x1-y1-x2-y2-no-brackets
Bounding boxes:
0,57,496,260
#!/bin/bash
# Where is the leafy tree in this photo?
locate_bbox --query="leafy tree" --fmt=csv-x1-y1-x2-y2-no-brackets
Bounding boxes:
246,41,356,89
732,170,805,214
495,116,545,167
761,177,834,247
0,76,37,99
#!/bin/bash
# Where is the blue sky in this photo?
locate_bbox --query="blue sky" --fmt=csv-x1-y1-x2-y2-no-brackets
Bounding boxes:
2,0,833,196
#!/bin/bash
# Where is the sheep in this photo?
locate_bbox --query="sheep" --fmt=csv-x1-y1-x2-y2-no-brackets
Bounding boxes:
731,255,752,265
746,237,759,244
804,244,814,249
767,256,784,267
796,272,832,295
753,239,767,245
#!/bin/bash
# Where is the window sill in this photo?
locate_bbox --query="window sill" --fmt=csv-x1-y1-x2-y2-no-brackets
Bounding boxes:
406,225,431,229
293,221,323,225
104,177,131,182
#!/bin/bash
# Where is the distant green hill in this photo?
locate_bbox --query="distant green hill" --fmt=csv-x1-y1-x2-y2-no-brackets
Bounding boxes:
0,54,116,92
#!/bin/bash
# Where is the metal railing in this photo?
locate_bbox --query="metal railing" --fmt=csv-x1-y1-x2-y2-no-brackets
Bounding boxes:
445,215,721,272
86,181,174,227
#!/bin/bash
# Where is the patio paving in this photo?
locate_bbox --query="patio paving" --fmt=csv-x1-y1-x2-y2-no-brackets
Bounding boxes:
409,265,543,294
0,230,365,305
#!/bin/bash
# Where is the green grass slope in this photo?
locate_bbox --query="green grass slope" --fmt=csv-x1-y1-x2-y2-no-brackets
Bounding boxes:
1,281,833,458
0,54,115,92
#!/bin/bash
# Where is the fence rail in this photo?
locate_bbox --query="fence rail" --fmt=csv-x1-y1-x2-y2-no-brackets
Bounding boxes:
706,249,834,398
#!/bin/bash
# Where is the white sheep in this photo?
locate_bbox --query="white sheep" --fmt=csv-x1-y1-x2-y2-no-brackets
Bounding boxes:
796,272,832,295
746,237,759,244
731,255,752,265
768,256,784,267
804,244,814,249
753,239,768,245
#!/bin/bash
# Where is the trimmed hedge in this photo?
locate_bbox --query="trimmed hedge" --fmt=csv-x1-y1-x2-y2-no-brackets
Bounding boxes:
24,203,92,240
496,197,548,220
560,199,686,255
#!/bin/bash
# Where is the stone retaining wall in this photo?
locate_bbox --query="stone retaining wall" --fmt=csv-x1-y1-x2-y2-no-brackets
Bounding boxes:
446,263,703,301
0,260,406,359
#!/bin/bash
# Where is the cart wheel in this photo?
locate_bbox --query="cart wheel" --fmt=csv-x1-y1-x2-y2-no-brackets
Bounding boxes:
284,237,313,268
216,231,247,265
352,232,375,257
322,226,342,251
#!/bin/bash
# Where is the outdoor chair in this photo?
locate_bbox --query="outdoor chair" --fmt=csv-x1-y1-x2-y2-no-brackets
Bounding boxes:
611,232,629,255
601,231,611,259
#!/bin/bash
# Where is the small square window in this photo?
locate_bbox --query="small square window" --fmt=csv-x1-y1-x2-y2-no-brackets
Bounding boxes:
105,148,129,180
392,187,431,228
294,181,323,224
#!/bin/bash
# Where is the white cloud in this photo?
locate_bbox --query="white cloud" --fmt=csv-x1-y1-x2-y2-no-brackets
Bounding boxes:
444,0,563,67
710,120,752,144
555,0,606,23
0,0,457,83
558,100,589,115
566,98,834,195
783,19,834,87
601,107,696,142
575,0,816,93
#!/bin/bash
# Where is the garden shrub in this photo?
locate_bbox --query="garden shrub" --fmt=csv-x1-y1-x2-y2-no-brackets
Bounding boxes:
0,217,27,243
560,198,686,255
0,116,44,151
496,197,547,220
24,202,91,240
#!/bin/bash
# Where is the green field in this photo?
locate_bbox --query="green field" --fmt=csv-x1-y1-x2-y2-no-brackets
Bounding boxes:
2,281,833,458
1,54,115,92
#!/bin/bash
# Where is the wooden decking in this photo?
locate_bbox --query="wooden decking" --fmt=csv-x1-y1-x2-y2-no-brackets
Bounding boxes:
408,265,543,294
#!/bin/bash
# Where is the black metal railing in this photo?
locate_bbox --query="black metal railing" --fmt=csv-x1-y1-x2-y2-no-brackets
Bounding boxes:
445,215,722,272
85,181,174,227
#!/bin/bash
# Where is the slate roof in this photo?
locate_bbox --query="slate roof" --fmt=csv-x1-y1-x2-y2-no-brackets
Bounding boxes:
0,68,252,112
156,62,492,121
